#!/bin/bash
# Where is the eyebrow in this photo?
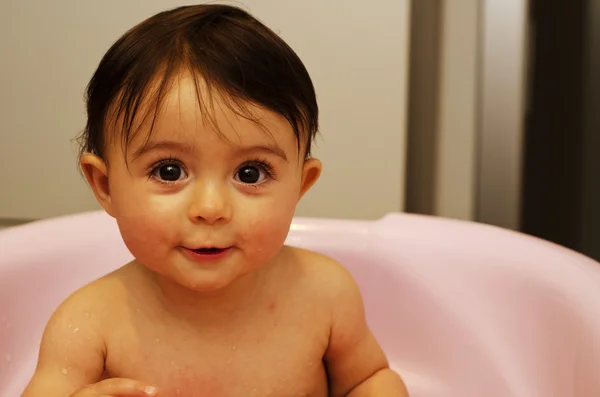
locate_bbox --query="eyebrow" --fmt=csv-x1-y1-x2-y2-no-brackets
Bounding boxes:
238,143,288,162
131,140,288,162
131,140,195,160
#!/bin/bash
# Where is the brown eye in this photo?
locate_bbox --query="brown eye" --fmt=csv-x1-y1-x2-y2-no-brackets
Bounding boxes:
152,163,187,182
235,165,266,184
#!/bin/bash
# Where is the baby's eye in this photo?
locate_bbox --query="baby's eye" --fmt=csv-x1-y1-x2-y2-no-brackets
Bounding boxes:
151,163,188,183
235,165,267,184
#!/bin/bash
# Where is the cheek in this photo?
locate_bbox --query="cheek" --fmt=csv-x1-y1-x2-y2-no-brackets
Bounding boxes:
237,191,298,260
111,182,184,261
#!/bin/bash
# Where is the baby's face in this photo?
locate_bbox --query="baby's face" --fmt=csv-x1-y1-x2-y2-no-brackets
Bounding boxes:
96,74,320,292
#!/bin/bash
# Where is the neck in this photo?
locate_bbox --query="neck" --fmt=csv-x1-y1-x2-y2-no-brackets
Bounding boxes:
139,263,270,325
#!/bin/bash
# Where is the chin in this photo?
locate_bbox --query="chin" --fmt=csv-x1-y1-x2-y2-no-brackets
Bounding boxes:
177,271,242,293
185,279,233,293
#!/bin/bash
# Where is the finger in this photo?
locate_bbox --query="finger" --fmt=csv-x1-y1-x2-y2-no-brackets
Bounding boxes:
89,378,158,397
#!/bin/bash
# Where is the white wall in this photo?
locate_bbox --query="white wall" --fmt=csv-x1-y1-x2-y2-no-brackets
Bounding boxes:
477,0,528,230
406,0,528,229
434,0,480,220
405,0,480,221
0,0,411,221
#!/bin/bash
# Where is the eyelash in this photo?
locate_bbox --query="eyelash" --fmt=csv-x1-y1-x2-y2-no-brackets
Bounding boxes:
146,156,277,185
147,157,186,184
241,157,277,182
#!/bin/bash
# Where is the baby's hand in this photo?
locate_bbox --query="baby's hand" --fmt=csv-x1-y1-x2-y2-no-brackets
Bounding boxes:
70,378,158,397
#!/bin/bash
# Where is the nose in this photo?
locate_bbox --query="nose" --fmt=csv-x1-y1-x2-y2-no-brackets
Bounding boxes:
187,180,232,224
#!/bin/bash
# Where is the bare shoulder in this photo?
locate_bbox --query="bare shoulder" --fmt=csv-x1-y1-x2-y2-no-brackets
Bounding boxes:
283,245,361,304
39,265,129,357
21,267,129,396
52,265,127,321
284,248,405,396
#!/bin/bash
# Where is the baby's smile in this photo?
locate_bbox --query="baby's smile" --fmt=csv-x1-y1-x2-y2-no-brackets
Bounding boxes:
180,246,234,262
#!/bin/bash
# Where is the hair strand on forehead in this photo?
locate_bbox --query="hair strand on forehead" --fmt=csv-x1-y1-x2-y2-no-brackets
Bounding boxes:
77,4,319,165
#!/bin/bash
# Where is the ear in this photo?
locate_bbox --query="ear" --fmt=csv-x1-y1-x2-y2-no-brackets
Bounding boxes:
80,153,115,217
299,158,322,200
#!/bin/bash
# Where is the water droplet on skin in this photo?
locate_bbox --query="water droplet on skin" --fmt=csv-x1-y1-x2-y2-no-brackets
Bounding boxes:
176,390,181,396
73,327,79,333
155,338,160,343
5,354,11,362
68,323,72,329
226,360,231,365
231,346,237,351
61,368,69,375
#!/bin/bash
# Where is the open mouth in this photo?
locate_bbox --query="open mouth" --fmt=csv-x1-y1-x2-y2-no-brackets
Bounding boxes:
181,245,233,261
192,247,227,255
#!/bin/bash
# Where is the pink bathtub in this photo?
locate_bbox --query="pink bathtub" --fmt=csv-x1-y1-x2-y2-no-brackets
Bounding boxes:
1,211,600,396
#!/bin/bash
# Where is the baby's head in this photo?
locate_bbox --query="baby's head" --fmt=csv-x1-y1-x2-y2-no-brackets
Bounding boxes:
79,4,322,292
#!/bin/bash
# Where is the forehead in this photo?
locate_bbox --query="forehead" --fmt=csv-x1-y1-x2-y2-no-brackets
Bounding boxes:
112,72,299,157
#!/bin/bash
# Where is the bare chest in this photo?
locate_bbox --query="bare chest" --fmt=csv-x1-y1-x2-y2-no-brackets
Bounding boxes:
104,311,330,397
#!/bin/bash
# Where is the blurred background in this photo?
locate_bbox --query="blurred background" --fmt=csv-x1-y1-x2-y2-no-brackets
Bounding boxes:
1,1,598,260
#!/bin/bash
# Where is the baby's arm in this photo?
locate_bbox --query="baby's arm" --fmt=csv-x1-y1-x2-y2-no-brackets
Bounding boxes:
21,290,155,397
323,264,409,397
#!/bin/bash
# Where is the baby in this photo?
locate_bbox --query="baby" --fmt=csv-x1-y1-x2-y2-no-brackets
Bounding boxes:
22,5,408,397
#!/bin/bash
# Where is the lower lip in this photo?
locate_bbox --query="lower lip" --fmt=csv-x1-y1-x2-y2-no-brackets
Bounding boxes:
182,247,233,262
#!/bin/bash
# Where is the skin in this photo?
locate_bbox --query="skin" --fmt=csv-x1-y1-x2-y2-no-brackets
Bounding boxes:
21,73,409,397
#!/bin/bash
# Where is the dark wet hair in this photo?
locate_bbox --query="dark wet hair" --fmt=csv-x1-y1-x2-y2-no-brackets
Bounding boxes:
78,4,319,161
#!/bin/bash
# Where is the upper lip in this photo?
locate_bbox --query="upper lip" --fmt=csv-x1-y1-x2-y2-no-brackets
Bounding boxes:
184,245,231,250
